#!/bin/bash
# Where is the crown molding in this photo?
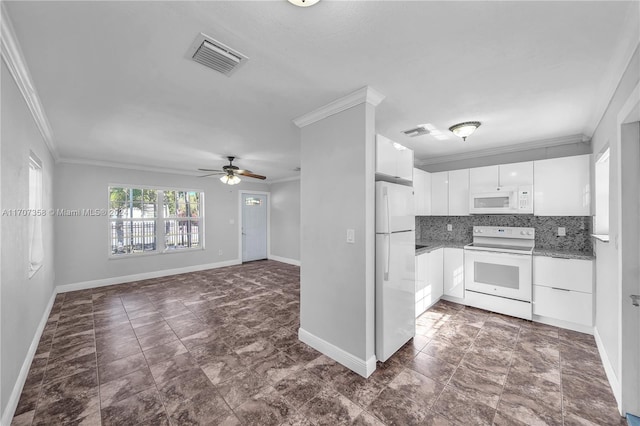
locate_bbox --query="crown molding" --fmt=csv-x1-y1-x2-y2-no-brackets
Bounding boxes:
415,134,590,166
293,86,385,128
1,3,59,161
267,175,300,185
58,156,205,177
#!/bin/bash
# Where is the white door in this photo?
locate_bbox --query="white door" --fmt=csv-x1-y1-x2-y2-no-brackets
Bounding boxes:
241,193,267,262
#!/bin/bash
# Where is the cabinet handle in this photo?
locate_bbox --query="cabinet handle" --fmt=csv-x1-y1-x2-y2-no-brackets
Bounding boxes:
551,287,570,292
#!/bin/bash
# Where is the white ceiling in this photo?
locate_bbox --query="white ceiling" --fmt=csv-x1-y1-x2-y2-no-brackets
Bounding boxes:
5,1,638,181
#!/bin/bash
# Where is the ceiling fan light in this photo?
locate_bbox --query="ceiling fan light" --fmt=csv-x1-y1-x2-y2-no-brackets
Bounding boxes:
287,0,320,6
220,175,241,185
449,121,481,141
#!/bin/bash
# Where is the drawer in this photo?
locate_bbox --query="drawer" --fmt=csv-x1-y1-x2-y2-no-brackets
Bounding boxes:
533,256,593,293
533,285,593,326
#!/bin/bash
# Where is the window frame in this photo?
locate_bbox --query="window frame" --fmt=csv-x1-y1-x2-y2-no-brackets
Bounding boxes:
107,184,205,259
28,152,44,278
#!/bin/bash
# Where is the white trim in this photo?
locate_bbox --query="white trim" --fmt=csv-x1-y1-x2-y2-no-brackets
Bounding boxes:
292,86,385,128
238,190,271,263
595,326,622,413
1,290,57,426
267,254,300,267
60,157,206,177
0,3,58,162
298,328,376,378
56,259,240,293
415,134,589,167
531,314,594,335
268,175,301,185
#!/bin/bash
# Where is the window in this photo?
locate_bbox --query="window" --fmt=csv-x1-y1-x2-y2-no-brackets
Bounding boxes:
29,153,44,277
594,147,610,239
163,191,201,250
109,186,203,256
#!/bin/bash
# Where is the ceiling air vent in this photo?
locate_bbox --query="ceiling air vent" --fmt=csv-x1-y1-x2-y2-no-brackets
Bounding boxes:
402,125,430,137
189,33,248,77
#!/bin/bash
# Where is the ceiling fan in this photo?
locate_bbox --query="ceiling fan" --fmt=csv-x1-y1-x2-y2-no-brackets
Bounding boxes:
198,156,266,185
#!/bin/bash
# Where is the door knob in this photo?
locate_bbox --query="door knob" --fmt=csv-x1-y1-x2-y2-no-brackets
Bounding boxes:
630,294,640,307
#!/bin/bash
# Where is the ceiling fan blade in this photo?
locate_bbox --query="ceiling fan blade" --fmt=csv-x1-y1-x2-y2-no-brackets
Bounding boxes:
235,169,253,174
198,172,225,178
236,170,266,180
198,168,223,172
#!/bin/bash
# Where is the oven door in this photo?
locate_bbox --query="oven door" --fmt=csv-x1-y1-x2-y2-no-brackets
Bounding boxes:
464,249,532,302
469,189,517,214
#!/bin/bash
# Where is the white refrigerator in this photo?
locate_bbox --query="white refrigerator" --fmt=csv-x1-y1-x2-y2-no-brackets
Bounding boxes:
375,181,416,362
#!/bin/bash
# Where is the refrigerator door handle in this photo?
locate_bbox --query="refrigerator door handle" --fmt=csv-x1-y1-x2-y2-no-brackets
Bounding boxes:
384,188,391,234
384,234,390,281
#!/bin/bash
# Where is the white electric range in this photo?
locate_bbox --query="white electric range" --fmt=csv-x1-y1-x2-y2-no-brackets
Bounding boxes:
463,226,535,320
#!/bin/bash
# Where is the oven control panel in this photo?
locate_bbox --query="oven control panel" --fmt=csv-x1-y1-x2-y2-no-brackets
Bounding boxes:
472,226,535,239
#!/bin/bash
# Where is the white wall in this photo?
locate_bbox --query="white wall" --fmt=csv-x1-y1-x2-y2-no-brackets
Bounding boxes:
299,102,376,374
269,178,300,263
591,44,639,384
54,163,269,288
1,60,56,418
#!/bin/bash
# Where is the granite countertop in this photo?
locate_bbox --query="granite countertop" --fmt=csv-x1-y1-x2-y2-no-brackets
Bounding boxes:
415,239,468,255
533,248,595,260
415,239,595,260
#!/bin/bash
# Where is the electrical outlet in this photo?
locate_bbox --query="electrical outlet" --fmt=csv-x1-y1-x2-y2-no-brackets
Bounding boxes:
558,227,566,237
447,224,453,231
218,249,223,256
346,229,355,244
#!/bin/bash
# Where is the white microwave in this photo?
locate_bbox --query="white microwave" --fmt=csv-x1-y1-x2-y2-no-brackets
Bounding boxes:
469,186,533,214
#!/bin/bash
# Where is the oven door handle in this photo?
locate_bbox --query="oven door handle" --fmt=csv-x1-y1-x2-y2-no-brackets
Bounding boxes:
465,249,532,258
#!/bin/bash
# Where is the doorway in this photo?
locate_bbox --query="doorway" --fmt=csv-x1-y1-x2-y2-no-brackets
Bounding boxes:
617,81,639,419
239,191,269,263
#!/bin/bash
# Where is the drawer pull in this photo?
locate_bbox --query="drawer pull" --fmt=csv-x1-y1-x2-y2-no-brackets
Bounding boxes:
551,287,570,292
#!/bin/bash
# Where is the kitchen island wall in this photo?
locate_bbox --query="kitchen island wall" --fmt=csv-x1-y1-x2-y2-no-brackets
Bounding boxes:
416,215,592,254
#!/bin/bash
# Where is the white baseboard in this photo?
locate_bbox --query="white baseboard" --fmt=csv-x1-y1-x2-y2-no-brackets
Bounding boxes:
298,327,376,378
56,259,242,293
531,314,594,335
1,290,57,426
267,254,300,267
594,327,622,414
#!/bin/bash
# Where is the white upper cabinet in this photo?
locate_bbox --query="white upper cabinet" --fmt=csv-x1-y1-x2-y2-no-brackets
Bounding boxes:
448,169,470,216
413,168,432,216
500,161,533,187
469,166,499,190
376,134,414,182
469,162,533,191
431,171,449,215
534,155,591,216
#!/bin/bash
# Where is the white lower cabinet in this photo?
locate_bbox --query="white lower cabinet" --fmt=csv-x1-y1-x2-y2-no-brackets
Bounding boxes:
443,248,464,299
532,256,593,330
415,249,444,317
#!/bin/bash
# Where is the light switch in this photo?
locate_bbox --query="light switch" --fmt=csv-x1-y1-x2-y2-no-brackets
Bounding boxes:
346,229,355,243
447,224,453,231
558,227,566,236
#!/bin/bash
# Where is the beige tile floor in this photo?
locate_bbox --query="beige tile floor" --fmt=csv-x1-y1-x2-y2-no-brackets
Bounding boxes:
11,260,624,425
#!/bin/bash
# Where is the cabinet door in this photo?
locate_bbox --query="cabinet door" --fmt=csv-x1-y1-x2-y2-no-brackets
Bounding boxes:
427,248,444,306
533,256,593,293
500,161,533,187
469,166,499,191
415,253,428,317
534,155,591,216
396,148,414,181
443,248,464,298
431,172,449,215
376,135,397,177
413,169,432,216
448,169,470,216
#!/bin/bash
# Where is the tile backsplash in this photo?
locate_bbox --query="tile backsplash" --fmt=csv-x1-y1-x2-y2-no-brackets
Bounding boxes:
416,215,592,253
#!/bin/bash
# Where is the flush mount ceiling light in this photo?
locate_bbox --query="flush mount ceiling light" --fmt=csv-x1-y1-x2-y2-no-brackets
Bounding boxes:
287,0,320,7
449,121,481,141
220,174,241,185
